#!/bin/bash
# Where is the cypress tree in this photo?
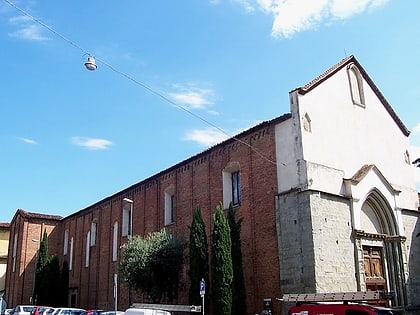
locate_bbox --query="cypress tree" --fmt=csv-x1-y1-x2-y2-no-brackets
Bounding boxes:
211,203,233,315
227,203,246,315
188,207,209,307
60,260,70,306
33,230,49,304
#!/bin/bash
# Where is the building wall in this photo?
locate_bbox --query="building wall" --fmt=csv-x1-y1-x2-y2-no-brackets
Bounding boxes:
294,63,417,210
404,210,420,307
0,223,10,294
5,56,419,314
55,120,283,314
276,57,419,310
5,212,61,307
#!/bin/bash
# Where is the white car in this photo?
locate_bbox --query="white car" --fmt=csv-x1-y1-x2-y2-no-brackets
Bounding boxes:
14,306,36,315
51,309,86,315
124,308,170,315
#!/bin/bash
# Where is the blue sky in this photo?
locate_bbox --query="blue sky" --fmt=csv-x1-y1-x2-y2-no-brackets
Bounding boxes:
1,0,419,222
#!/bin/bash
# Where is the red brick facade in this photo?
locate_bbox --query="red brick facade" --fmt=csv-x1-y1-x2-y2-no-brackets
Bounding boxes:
6,115,288,314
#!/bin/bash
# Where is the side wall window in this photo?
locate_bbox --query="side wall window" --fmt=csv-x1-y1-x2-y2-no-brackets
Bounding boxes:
164,186,175,225
112,221,118,262
69,237,74,271
223,162,241,208
12,233,18,272
90,221,97,246
122,205,132,237
85,231,90,267
63,229,69,255
231,171,241,205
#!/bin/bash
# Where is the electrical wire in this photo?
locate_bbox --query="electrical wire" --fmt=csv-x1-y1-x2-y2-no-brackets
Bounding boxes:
4,0,281,166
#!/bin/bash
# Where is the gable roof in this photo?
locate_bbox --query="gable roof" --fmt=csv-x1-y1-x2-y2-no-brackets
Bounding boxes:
13,208,62,222
292,55,410,137
348,164,401,195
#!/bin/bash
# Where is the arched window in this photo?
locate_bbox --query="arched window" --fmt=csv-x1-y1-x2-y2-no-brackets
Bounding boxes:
303,112,312,132
347,64,365,106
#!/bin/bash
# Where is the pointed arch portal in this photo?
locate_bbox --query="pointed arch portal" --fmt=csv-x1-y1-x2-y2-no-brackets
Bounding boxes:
353,189,407,307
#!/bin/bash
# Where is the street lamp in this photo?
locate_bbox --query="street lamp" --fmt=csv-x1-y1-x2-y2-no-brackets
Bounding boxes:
123,198,133,238
84,56,97,71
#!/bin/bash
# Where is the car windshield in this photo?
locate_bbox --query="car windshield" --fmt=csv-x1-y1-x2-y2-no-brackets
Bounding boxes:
23,308,35,312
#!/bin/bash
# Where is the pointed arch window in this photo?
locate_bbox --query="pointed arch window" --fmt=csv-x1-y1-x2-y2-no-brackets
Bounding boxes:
347,64,365,107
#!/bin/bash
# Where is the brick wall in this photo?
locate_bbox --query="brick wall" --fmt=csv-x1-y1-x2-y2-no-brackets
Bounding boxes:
42,121,282,314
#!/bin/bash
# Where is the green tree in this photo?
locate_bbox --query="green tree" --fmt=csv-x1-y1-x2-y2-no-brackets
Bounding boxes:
33,230,49,304
45,255,61,306
211,203,233,315
119,229,184,303
188,207,209,307
227,203,246,315
33,231,63,306
59,260,70,306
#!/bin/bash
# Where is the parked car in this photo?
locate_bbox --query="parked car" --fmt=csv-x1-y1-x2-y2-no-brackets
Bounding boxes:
14,306,36,315
124,308,170,315
51,309,86,315
43,309,55,315
87,311,123,315
2,309,14,315
32,306,52,315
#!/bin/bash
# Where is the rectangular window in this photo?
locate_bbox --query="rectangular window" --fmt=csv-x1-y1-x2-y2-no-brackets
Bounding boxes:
63,229,69,255
122,206,132,237
69,237,74,271
164,191,175,225
12,233,18,272
112,222,118,262
231,171,241,205
85,231,90,267
90,221,97,246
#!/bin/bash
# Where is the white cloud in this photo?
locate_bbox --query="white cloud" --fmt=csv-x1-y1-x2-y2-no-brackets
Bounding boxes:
169,84,215,110
183,127,229,147
8,15,49,41
18,137,38,145
233,0,257,13
71,137,113,150
253,0,389,38
412,123,420,135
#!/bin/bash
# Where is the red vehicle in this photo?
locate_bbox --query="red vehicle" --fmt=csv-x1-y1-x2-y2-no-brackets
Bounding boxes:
283,292,402,315
288,303,402,315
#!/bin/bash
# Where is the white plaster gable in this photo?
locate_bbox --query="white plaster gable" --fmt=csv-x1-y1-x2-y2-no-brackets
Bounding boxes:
282,55,418,212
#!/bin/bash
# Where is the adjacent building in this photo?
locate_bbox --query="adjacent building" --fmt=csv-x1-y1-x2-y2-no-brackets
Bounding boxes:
5,56,420,314
0,222,10,305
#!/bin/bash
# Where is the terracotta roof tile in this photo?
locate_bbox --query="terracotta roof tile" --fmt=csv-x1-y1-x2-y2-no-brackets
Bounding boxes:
16,209,62,221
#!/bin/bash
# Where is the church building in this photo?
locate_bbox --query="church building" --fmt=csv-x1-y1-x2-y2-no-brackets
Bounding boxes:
5,56,420,314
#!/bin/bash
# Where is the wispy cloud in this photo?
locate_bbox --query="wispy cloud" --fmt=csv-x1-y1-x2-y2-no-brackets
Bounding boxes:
183,127,229,147
233,0,389,39
412,123,420,135
169,84,217,113
8,15,49,41
71,137,113,150
18,137,38,145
